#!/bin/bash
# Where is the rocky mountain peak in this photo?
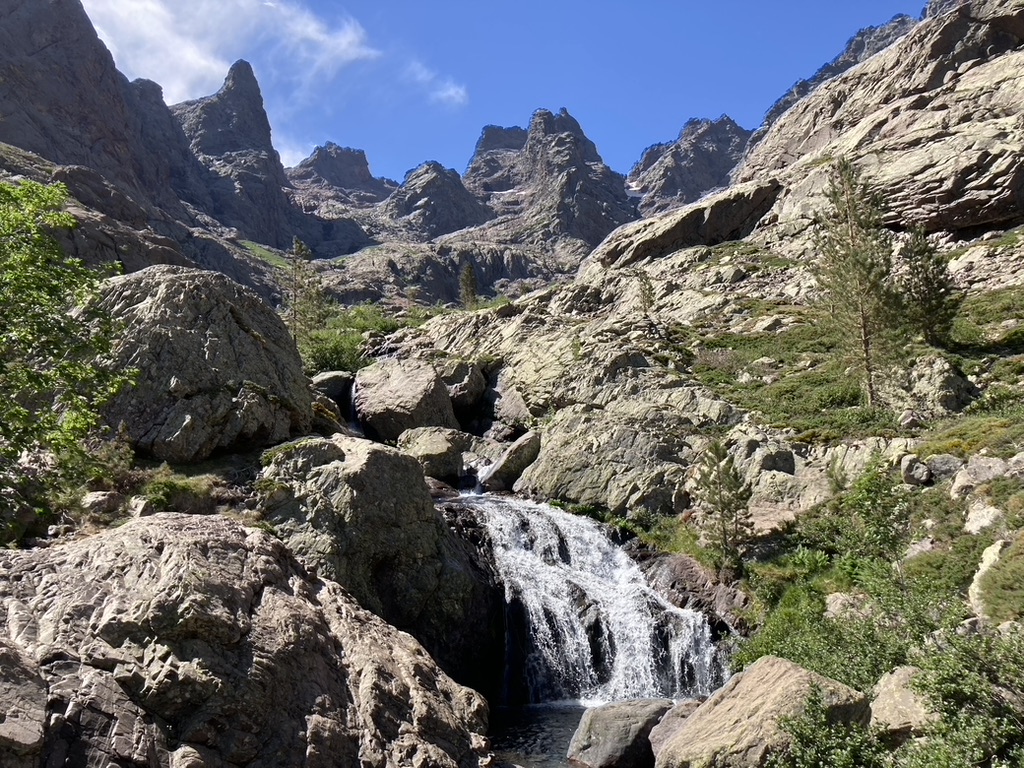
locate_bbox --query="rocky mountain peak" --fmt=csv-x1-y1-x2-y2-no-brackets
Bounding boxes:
172,59,276,158
628,115,753,216
289,142,375,187
523,107,602,169
474,125,529,154
382,161,493,238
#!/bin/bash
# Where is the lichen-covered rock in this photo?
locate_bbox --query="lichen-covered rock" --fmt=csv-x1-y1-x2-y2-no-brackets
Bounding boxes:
654,656,869,768
0,514,487,768
567,699,673,768
98,265,312,463
397,427,475,481
354,358,459,443
257,434,504,694
870,666,938,744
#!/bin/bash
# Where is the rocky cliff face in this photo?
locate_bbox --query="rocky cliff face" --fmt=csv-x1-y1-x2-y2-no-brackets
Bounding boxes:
737,0,1024,244
748,13,918,147
0,514,488,768
628,117,753,216
381,161,494,239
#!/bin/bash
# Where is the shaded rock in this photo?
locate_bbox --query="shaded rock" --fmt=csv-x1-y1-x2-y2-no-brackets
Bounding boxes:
398,427,474,481
437,357,489,416
893,356,978,417
481,431,542,492
654,656,869,768
382,161,493,238
870,666,938,744
567,699,673,768
98,265,312,463
354,358,459,443
926,453,964,481
0,639,45,767
258,434,504,695
901,454,932,486
0,514,487,768
628,117,752,216
648,700,702,759
311,370,355,414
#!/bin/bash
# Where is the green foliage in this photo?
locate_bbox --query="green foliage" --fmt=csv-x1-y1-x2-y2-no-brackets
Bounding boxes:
634,268,656,316
812,159,904,408
239,239,289,269
978,532,1024,623
0,180,129,544
918,412,1024,459
459,261,479,308
909,628,1024,766
282,237,330,351
694,440,753,580
768,686,889,768
141,465,216,515
897,227,962,347
796,458,910,562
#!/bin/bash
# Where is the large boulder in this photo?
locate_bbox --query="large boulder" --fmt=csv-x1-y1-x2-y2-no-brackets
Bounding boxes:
397,427,475,482
0,514,487,768
654,656,869,768
98,265,312,463
636,552,753,634
257,434,504,695
648,701,703,760
567,699,674,768
354,358,459,443
481,431,542,492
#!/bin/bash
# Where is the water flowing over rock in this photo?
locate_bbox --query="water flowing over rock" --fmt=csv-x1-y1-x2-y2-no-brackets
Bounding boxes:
0,514,488,768
98,265,312,463
462,495,723,705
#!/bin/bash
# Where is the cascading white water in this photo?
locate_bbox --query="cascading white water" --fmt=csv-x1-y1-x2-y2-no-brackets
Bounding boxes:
462,494,724,705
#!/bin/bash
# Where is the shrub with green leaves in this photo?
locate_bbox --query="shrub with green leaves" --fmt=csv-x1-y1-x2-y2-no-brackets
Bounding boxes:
0,180,129,543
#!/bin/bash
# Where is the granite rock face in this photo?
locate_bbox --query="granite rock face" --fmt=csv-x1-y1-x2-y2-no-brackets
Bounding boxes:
0,514,488,768
286,141,397,206
382,161,494,238
655,656,869,768
628,117,753,216
98,265,312,463
567,699,674,768
257,434,505,695
354,358,460,442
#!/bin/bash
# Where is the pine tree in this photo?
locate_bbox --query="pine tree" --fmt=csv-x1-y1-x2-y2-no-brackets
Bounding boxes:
813,159,903,408
458,261,478,308
694,440,753,581
897,226,962,347
282,237,328,348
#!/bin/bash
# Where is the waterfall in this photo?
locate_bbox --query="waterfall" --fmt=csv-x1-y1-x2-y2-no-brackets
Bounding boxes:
461,494,725,705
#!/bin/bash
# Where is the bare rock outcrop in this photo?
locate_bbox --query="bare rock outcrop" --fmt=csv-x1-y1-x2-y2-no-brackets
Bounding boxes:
0,513,488,768
99,265,312,463
654,656,869,768
257,434,505,695
567,699,674,768
628,117,753,216
286,141,397,206
382,161,494,238
354,358,460,442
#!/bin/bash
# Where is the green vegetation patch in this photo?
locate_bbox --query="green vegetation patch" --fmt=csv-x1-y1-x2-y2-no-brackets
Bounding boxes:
239,240,289,269
978,531,1024,623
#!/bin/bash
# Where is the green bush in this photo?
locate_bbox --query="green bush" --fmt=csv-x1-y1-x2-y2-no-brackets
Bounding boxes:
141,466,216,515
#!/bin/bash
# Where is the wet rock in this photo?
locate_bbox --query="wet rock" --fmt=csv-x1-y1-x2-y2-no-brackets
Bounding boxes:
567,699,673,768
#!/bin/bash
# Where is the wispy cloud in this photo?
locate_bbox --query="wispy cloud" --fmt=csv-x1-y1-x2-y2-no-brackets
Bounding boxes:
81,0,379,103
405,60,469,107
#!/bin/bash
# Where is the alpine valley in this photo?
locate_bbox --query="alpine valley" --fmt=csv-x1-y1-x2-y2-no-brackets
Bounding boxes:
2,1,1024,767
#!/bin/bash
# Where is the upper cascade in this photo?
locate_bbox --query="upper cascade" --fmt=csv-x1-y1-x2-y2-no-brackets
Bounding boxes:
628,116,753,216
172,59,277,159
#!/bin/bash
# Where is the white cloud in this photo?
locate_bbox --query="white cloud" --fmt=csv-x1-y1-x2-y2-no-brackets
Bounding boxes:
80,0,378,103
404,60,469,107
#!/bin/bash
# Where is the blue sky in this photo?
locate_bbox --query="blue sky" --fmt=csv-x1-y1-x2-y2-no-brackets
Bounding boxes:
80,0,925,181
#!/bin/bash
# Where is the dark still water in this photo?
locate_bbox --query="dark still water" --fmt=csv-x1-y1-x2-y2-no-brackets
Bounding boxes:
489,704,586,768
